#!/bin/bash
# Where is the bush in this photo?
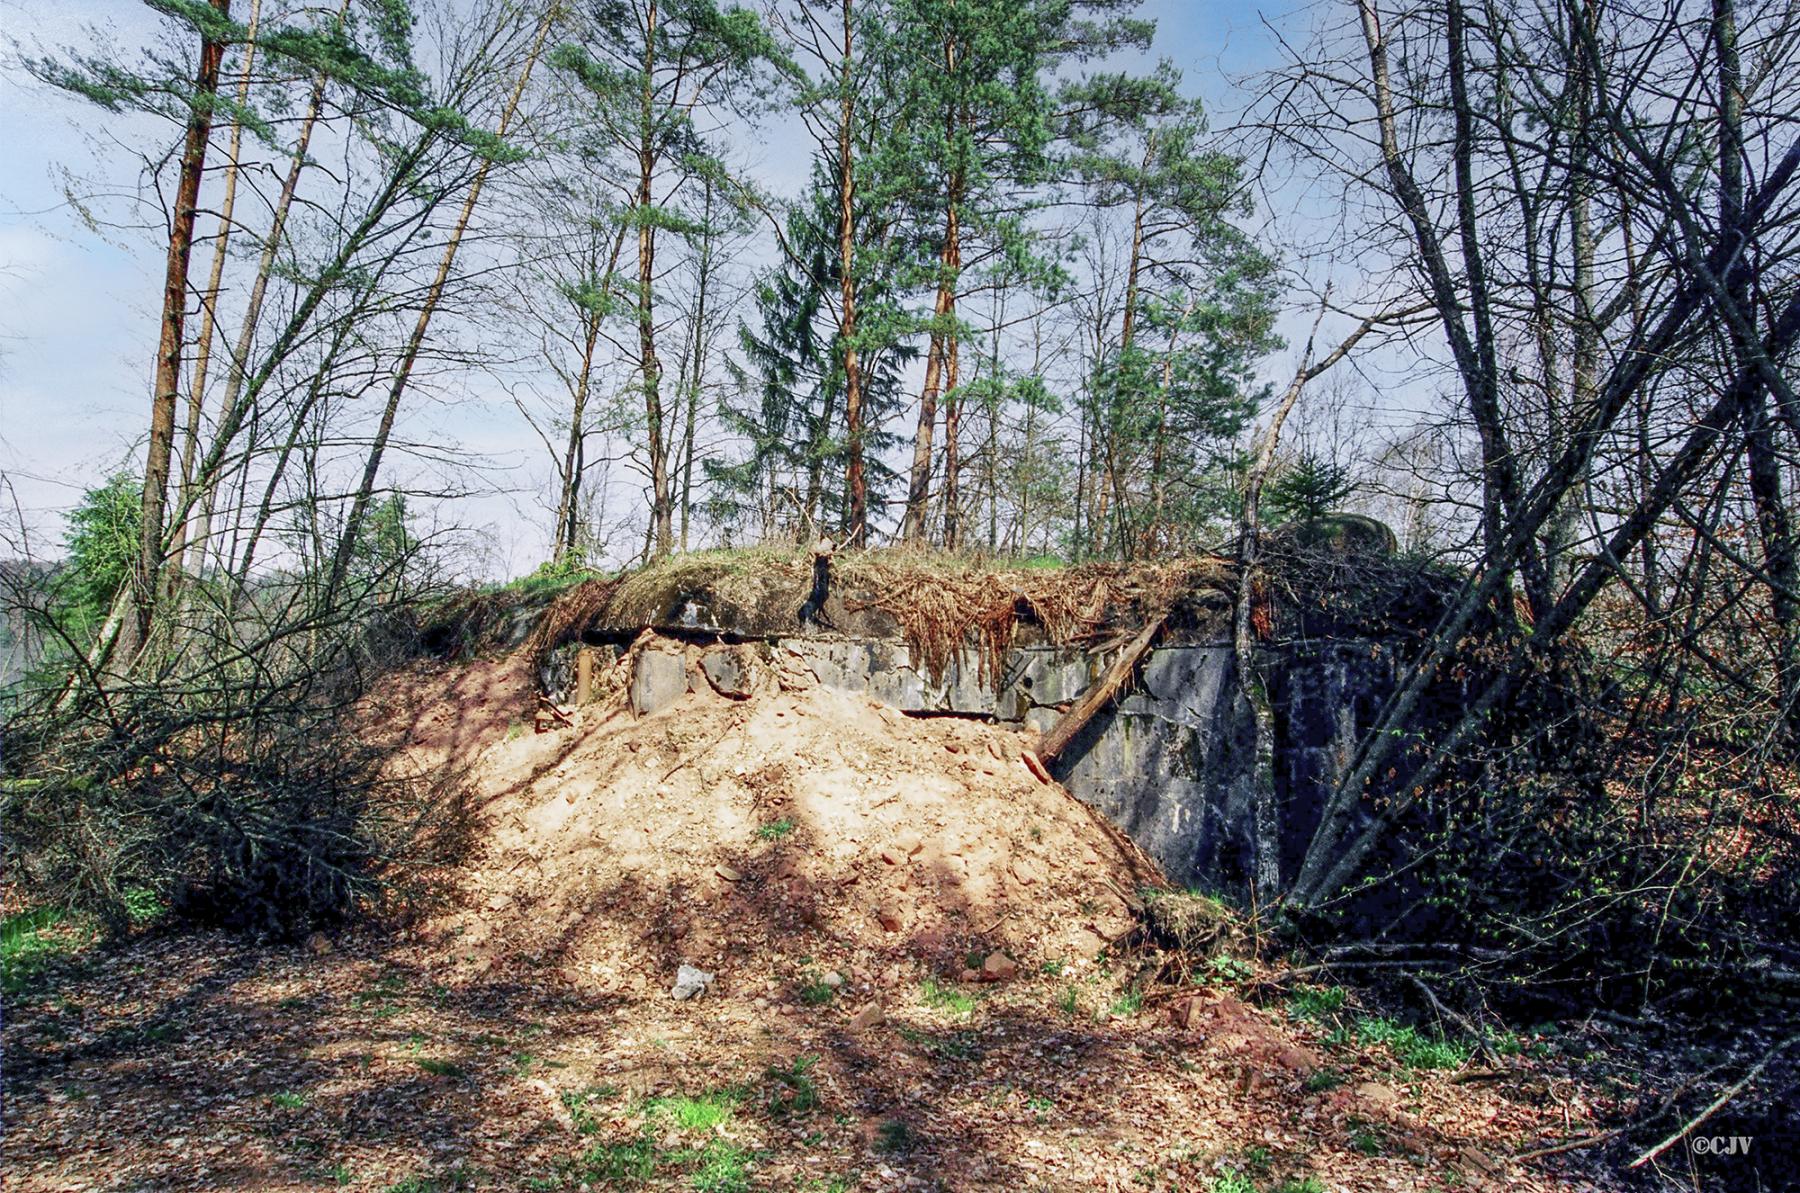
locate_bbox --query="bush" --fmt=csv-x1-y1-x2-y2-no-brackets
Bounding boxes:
2,551,468,937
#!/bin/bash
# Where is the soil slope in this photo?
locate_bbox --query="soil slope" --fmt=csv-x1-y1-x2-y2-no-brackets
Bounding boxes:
372,638,1157,996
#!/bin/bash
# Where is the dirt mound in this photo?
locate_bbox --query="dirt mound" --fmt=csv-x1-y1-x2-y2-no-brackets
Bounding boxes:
366,636,1161,997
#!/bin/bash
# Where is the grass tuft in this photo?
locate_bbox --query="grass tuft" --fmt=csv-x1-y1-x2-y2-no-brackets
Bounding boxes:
643,1089,742,1131
1354,1015,1472,1070
1287,985,1347,1022
919,976,976,1015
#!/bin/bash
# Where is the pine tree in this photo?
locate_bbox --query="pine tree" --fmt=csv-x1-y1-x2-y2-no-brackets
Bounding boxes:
712,176,910,539
551,0,786,558
1062,63,1282,556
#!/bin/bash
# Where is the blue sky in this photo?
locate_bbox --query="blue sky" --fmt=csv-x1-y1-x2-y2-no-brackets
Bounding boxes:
0,0,1319,573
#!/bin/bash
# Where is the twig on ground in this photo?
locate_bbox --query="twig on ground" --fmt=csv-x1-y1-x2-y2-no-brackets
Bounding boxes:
1627,1032,1800,1169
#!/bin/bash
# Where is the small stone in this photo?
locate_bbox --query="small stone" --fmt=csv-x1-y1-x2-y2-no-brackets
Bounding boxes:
821,971,845,989
879,847,907,866
305,931,332,956
875,907,903,932
894,831,923,856
981,951,1018,982
849,1003,885,1031
958,967,981,984
670,964,715,1001
1275,1045,1321,1073
714,863,743,882
1167,996,1203,1031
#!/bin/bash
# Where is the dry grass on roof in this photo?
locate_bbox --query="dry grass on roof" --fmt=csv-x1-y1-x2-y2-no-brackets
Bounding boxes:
844,553,1235,683
525,548,1238,685
523,574,621,675
604,546,815,630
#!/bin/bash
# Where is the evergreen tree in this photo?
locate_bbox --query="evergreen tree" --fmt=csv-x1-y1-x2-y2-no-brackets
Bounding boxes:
1062,63,1282,556
712,176,910,539
58,473,144,644
874,0,1151,547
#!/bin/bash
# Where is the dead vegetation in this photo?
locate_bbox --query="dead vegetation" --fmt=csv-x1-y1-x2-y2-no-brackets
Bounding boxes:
527,548,1244,686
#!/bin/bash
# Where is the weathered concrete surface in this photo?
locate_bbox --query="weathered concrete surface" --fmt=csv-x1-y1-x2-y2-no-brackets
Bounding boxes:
630,647,690,716
699,645,756,699
1045,642,1390,893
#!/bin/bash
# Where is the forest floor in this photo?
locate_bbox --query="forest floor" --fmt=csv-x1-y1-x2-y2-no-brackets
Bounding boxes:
2,643,1645,1192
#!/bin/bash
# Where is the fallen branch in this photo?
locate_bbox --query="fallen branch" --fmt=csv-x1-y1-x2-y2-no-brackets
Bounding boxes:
1405,971,1499,1065
1031,613,1167,765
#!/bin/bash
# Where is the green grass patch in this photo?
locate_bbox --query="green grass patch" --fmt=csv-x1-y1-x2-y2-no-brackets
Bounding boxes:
570,1137,754,1192
682,1139,753,1193
2,905,98,993
1355,1016,1471,1070
919,976,976,1015
561,1085,619,1135
765,1054,821,1118
756,818,796,841
271,1090,308,1110
1275,1179,1326,1193
382,1166,484,1192
1108,987,1144,1018
1303,1067,1344,1093
1210,1172,1256,1193
574,1135,661,1183
643,1089,743,1131
1287,986,1347,1022
415,1057,465,1079
1348,1118,1385,1155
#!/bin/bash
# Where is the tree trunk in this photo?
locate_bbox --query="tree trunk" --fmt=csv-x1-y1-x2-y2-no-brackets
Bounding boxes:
901,37,961,546
170,0,261,586
678,179,715,553
1712,0,1800,742
1359,0,1542,605
1033,613,1167,765
555,308,603,563
941,315,963,549
126,0,229,660
902,220,958,544
837,0,867,546
192,4,345,589
637,0,674,556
